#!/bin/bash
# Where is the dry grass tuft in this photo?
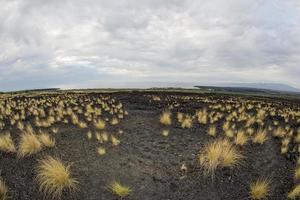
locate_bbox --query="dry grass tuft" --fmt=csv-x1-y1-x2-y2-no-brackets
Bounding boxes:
224,129,235,138
0,178,8,200
288,184,300,199
253,129,268,144
94,119,106,130
101,132,109,142
295,168,300,180
39,133,55,147
235,130,248,146
18,132,42,157
162,130,169,137
250,179,269,199
198,139,243,175
109,181,132,198
197,109,208,124
111,118,119,125
208,125,217,137
160,111,171,126
177,112,184,123
87,131,92,140
36,156,78,199
97,147,106,156
0,133,16,153
111,135,120,146
181,115,193,129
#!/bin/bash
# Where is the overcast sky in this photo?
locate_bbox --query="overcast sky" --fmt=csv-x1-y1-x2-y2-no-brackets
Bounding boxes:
1,0,300,91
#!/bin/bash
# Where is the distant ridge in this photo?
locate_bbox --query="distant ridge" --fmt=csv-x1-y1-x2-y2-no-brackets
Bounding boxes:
195,83,300,93
224,83,300,93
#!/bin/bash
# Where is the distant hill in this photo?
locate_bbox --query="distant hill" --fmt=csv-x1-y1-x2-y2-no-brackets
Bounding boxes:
194,83,300,97
223,83,300,93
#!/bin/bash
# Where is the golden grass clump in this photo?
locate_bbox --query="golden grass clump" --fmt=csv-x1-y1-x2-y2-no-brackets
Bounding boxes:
87,131,92,140
160,111,171,126
94,119,106,130
101,132,109,142
111,118,119,125
198,139,243,175
273,127,286,138
51,127,59,134
0,133,16,153
39,133,55,147
97,147,106,156
208,125,217,137
78,121,87,129
111,135,120,146
253,129,268,144
18,132,42,157
295,168,300,180
197,109,208,124
109,181,132,198
162,130,169,137
250,179,269,200
288,184,300,199
181,115,193,129
235,130,248,146
224,129,235,138
95,132,102,142
36,156,78,199
177,112,184,123
0,178,8,200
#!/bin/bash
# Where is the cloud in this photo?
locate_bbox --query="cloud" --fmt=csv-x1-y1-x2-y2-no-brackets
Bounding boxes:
0,0,300,91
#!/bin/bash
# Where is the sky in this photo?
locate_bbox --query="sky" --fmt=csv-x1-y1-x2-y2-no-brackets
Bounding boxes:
1,0,300,91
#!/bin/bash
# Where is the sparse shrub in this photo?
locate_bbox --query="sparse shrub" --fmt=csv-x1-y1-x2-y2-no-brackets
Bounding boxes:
36,156,78,199
250,179,269,200
160,111,171,126
109,181,132,198
0,132,16,153
18,132,42,157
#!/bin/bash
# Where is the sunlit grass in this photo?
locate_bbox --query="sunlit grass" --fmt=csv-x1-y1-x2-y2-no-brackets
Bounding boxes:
36,156,78,199
250,179,269,200
109,181,132,198
18,132,42,157
198,139,243,176
0,132,16,153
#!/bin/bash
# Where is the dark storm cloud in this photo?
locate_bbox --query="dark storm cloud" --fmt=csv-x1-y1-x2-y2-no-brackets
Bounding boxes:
0,0,300,91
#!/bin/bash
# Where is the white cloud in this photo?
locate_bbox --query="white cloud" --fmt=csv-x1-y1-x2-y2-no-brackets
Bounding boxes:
0,0,300,91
